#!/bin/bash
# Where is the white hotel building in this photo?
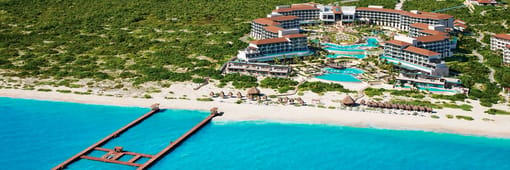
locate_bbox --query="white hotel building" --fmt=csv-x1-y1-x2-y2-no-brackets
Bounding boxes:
237,34,310,62
491,33,510,65
383,39,449,76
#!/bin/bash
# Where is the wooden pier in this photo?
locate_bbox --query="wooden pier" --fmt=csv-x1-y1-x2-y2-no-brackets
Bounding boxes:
52,105,220,170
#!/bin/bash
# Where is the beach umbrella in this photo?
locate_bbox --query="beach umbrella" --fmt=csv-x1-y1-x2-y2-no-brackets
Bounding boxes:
419,106,425,112
342,95,355,106
360,99,366,105
426,107,433,113
284,96,289,101
209,92,215,97
398,104,405,110
412,106,419,111
228,92,234,97
247,87,260,96
405,105,412,111
377,102,385,108
289,99,295,104
299,100,305,105
219,91,225,98
278,98,283,102
236,92,242,98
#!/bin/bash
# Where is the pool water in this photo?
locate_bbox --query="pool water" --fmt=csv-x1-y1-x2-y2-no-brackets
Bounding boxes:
327,54,366,59
316,68,364,82
322,38,378,57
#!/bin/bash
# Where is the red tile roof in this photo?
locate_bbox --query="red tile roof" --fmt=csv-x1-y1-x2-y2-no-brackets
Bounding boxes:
385,40,412,46
404,46,440,56
494,33,510,41
263,26,284,33
253,18,281,26
269,15,299,21
410,23,429,30
454,23,468,29
415,35,449,43
356,7,453,20
284,34,307,39
419,29,449,36
506,44,510,49
332,6,343,14
477,0,497,4
273,4,319,12
250,37,289,45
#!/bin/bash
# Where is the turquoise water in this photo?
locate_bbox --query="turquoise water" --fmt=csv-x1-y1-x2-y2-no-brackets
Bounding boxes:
1,97,510,170
322,38,378,56
316,68,364,82
324,67,364,74
327,54,366,59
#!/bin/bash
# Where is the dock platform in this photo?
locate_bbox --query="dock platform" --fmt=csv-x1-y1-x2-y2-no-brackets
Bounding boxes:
52,105,220,170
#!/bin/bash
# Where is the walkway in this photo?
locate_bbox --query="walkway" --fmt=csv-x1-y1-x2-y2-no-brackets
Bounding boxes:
395,0,405,10
431,5,465,13
472,50,496,83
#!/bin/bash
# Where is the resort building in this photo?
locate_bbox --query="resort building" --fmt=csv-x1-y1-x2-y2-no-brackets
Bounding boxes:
415,35,452,58
395,73,468,94
355,6,454,31
237,34,310,62
224,61,291,77
470,0,498,6
272,4,320,22
383,39,449,76
250,16,300,40
409,23,448,38
490,33,510,65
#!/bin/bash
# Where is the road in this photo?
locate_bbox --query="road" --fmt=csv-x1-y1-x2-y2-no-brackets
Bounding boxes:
472,50,496,83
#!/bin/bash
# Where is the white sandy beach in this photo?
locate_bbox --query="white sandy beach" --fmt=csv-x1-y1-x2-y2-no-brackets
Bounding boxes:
1,88,510,138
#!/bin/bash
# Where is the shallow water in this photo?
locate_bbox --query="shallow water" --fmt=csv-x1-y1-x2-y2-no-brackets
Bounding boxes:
1,97,509,170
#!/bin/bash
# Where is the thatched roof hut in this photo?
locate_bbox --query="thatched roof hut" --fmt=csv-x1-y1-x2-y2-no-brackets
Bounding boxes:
236,92,242,98
150,103,160,111
289,99,295,104
360,99,366,105
209,92,215,97
299,100,305,105
392,104,398,109
297,97,303,102
426,107,433,112
377,102,385,108
278,98,283,102
228,92,234,97
418,106,425,112
247,87,260,96
412,106,419,111
262,96,267,101
405,105,412,111
367,102,374,107
219,91,225,98
342,95,355,106
398,104,405,110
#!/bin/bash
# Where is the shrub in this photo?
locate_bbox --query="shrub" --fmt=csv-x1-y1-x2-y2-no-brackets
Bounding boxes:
455,115,474,121
37,88,52,92
446,114,454,119
196,98,213,101
485,109,510,115
431,115,440,119
56,89,72,93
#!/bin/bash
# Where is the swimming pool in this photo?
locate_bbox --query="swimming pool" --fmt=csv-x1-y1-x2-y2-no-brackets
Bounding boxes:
327,54,366,59
315,68,364,82
322,38,379,49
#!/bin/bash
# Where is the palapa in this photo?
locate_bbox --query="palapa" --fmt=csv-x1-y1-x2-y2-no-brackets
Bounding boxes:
262,96,267,100
426,107,433,112
209,91,215,97
359,99,366,105
412,106,419,111
228,92,234,97
342,95,355,106
247,87,260,96
236,92,242,98
419,106,425,112
289,99,295,103
405,105,412,111
219,91,225,98
299,100,305,105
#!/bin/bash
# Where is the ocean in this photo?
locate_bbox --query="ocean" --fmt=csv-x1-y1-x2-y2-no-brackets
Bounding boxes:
1,97,509,170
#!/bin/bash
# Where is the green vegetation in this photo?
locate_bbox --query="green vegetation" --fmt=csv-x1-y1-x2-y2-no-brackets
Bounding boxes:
343,0,397,8
298,81,352,94
403,0,462,12
260,77,298,93
455,115,474,121
390,99,441,109
37,88,52,92
56,89,72,93
485,109,510,115
442,103,473,111
143,94,152,99
220,73,258,89
431,115,440,119
431,94,467,102
364,88,424,98
196,98,214,102
0,0,348,84
446,114,454,119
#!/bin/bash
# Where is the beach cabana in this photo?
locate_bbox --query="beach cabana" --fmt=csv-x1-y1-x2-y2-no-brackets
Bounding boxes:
299,100,305,105
392,104,398,109
236,92,242,98
219,91,225,98
359,99,366,105
289,99,295,104
426,107,433,113
150,103,160,111
405,105,412,111
278,98,283,102
228,92,234,97
418,106,425,112
209,92,215,97
262,96,267,101
412,106,419,111
247,87,260,96
342,96,355,106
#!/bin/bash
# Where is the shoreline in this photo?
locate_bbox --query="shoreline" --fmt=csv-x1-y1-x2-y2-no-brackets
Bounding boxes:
1,89,510,139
